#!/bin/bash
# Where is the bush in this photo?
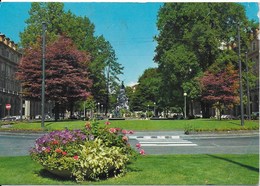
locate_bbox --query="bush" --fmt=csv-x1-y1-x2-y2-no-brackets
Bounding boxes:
30,121,143,182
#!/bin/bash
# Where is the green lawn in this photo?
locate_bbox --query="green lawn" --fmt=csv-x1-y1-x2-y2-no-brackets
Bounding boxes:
0,154,258,185
1,119,258,132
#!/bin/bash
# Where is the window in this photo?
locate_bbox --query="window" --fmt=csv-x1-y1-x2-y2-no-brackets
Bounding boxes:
252,42,256,51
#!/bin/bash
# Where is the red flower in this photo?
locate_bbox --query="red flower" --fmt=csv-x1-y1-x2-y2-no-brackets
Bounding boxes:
73,155,79,160
109,128,117,133
116,128,121,132
52,140,59,145
136,143,141,149
55,148,62,153
62,151,67,155
122,129,128,134
105,121,111,125
139,149,145,155
45,149,51,153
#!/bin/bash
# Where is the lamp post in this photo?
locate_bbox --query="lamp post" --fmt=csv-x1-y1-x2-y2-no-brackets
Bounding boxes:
245,51,251,120
238,23,244,126
41,22,47,128
153,102,156,117
97,102,100,116
183,92,187,119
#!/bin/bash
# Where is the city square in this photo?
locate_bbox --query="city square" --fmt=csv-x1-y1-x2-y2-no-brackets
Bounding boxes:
0,1,259,185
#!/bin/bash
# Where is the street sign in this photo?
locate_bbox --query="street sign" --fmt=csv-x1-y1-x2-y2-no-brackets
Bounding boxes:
6,104,11,110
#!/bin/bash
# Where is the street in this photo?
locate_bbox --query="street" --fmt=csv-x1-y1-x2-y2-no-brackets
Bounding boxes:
129,135,259,155
0,131,258,156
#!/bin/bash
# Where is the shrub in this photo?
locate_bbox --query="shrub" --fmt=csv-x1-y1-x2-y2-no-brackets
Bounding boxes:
30,121,141,182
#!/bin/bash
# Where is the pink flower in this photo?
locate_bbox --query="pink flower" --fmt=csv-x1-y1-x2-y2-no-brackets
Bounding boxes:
105,121,111,125
116,128,121,132
73,155,79,160
109,128,117,133
122,136,128,142
122,129,128,134
62,151,67,156
128,130,134,134
139,149,145,155
136,143,141,149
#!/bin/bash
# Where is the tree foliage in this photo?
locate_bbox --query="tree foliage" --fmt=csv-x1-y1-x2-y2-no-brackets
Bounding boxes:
129,68,161,112
16,36,92,115
19,2,123,112
154,3,251,117
199,63,239,119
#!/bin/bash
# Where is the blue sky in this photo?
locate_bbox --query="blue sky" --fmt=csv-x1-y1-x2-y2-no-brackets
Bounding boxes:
0,2,258,86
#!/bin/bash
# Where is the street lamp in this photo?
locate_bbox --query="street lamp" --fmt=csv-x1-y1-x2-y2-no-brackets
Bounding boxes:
97,102,100,115
245,51,251,120
153,102,156,117
41,22,47,128
183,92,187,119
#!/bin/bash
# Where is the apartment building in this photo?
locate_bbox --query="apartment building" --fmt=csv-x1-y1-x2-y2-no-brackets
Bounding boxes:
0,33,22,118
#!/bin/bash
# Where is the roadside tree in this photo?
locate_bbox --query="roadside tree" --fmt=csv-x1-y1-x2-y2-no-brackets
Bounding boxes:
19,2,123,113
154,3,250,118
199,63,239,120
16,35,92,120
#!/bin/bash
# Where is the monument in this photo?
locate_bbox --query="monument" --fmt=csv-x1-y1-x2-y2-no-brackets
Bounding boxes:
113,81,129,118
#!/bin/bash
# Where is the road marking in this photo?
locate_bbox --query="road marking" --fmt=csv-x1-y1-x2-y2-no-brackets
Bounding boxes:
131,136,198,147
141,143,198,147
128,135,180,139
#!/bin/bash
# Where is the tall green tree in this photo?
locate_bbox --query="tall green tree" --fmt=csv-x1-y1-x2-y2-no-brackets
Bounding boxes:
130,68,161,112
154,3,250,117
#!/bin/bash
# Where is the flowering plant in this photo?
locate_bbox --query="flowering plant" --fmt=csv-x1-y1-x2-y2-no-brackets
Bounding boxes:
30,121,144,182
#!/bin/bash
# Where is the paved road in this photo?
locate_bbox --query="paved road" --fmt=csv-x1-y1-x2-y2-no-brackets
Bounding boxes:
130,135,259,155
0,131,258,156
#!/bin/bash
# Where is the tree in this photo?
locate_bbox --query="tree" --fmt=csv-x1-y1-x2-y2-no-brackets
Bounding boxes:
19,2,123,112
199,63,239,119
129,68,161,113
154,3,250,117
16,35,92,120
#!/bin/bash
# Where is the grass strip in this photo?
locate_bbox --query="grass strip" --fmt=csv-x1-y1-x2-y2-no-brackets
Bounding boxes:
1,119,258,132
0,154,258,185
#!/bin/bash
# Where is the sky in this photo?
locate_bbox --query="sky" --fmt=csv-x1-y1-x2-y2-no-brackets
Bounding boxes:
0,2,259,86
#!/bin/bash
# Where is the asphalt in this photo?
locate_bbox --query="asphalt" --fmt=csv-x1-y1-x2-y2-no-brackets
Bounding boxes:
0,129,258,156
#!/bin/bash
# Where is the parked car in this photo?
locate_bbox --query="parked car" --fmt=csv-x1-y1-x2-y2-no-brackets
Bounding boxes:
221,115,236,120
13,115,25,121
1,116,16,121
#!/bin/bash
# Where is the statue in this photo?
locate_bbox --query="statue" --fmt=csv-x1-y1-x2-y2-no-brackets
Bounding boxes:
114,81,129,117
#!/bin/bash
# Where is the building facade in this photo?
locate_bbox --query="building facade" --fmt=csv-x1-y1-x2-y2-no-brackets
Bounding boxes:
0,33,22,118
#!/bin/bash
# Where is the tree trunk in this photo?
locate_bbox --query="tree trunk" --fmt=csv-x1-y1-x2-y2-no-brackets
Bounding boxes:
201,102,210,118
54,102,60,121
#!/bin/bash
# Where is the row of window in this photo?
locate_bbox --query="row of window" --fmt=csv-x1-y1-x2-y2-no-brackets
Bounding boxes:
0,62,17,77
0,45,20,64
0,75,20,93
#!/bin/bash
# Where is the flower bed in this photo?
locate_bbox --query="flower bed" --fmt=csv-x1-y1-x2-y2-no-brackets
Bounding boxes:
30,121,144,182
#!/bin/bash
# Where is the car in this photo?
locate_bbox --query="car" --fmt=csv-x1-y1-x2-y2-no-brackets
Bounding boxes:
1,116,16,121
13,115,25,121
221,115,236,119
